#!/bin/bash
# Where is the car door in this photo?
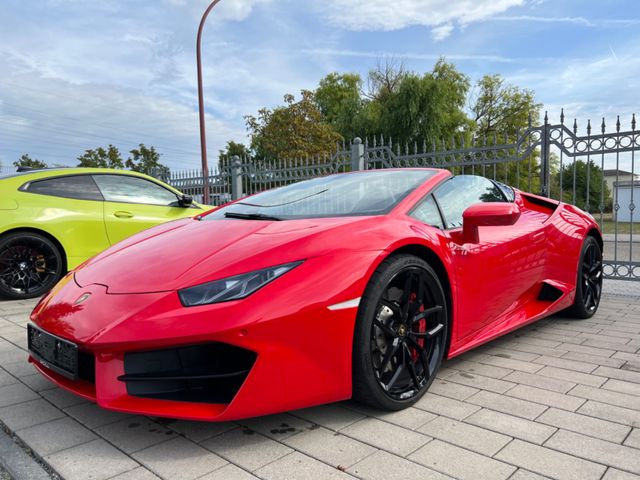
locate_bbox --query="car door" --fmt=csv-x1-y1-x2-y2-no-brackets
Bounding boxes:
92,174,197,246
20,174,111,264
413,175,547,340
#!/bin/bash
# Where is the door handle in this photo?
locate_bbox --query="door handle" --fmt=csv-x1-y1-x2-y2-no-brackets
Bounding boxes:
114,211,133,219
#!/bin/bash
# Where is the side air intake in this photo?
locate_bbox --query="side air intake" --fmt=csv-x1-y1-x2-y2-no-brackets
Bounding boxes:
538,282,564,302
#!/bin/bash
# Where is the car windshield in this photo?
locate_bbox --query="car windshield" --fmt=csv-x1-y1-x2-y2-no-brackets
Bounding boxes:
206,170,436,220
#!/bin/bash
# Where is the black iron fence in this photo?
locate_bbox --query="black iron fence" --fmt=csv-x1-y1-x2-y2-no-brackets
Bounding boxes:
164,111,640,282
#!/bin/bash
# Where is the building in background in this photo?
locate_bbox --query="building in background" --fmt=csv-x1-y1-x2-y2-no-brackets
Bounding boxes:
614,180,640,222
604,169,639,196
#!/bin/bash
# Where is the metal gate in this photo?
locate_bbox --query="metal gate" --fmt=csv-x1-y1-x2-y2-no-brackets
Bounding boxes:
166,111,640,281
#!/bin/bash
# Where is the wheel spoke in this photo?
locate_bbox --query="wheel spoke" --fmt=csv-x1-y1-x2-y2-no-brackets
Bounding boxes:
400,273,414,320
386,363,405,390
411,305,443,324
379,340,401,373
410,323,444,338
585,287,594,309
405,336,427,355
404,343,421,390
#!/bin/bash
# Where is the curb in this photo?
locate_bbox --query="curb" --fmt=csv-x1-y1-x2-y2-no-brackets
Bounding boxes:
0,428,50,480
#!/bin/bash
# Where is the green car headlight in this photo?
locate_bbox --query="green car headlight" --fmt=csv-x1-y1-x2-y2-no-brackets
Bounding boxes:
178,261,303,307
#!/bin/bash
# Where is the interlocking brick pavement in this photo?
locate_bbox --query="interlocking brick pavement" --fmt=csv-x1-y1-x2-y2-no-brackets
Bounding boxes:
0,295,639,480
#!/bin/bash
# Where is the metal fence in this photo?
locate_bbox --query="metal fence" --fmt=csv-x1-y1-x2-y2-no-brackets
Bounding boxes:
164,111,640,282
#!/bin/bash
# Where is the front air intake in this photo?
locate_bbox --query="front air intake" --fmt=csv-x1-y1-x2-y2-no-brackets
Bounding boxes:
119,343,256,404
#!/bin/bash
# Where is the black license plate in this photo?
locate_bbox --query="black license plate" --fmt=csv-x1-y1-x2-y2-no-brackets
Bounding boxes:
28,324,78,380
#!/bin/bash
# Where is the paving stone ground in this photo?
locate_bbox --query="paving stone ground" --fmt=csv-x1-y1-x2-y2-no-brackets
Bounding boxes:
0,293,639,480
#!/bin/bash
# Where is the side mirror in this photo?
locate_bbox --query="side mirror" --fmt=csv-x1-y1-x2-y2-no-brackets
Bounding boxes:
462,202,520,243
178,194,193,208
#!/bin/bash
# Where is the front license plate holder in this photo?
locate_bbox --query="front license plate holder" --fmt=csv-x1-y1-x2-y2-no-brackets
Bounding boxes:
28,324,78,380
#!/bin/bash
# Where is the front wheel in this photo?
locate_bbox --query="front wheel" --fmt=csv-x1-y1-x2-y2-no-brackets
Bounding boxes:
565,236,603,319
353,254,448,411
0,232,64,300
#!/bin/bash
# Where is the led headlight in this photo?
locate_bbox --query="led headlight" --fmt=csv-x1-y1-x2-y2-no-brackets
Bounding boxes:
178,261,303,307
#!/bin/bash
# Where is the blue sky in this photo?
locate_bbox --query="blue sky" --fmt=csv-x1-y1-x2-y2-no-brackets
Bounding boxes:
1,0,640,170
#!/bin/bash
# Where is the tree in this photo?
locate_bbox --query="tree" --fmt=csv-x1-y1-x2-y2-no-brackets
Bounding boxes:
556,160,612,212
314,73,363,139
376,58,473,147
77,145,124,169
471,74,541,139
218,141,251,168
366,57,408,101
14,154,47,169
126,144,167,176
470,74,543,191
245,90,343,162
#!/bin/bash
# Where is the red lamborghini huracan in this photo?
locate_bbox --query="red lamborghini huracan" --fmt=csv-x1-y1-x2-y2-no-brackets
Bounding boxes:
27,169,603,421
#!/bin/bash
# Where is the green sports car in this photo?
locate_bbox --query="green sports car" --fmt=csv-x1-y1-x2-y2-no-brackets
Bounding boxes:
0,168,210,300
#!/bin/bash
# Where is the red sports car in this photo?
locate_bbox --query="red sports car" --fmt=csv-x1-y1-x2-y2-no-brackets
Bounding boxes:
28,169,603,421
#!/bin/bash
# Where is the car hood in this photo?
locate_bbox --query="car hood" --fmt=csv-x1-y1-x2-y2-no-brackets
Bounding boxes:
75,216,383,294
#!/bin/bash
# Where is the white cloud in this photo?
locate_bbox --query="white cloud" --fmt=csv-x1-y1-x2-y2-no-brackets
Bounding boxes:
431,23,454,41
321,0,525,36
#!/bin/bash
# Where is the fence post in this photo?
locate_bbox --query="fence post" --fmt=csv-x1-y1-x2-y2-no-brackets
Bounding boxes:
351,137,365,171
231,155,243,200
540,112,551,197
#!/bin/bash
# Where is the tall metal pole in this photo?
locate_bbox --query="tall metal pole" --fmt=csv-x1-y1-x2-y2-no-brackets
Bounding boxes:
197,0,222,205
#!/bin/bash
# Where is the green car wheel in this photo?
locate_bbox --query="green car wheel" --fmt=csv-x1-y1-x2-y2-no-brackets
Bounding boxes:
0,232,64,300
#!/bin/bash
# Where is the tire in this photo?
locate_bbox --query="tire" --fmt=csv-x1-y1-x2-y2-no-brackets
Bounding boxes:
353,254,448,411
564,236,603,319
0,232,65,300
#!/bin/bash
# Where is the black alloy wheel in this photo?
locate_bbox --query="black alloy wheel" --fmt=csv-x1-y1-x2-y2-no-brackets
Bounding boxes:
565,236,602,319
0,233,64,300
353,254,447,410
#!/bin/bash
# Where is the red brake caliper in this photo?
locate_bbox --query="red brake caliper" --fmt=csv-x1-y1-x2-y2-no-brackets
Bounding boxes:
409,293,426,362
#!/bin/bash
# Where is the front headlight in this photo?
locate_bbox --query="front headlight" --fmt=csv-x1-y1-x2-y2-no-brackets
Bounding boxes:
178,261,303,307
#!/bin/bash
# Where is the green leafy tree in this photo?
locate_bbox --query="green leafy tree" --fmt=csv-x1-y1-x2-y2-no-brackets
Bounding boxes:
14,154,47,169
376,58,473,147
126,144,167,176
77,145,124,169
218,141,251,168
470,74,543,191
245,90,343,162
556,160,612,212
471,74,540,138
315,73,364,139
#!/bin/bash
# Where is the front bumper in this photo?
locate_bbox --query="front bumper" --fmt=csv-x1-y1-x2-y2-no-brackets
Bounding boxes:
28,252,378,421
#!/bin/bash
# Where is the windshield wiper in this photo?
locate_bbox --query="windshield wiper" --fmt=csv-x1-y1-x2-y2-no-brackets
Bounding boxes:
224,212,282,221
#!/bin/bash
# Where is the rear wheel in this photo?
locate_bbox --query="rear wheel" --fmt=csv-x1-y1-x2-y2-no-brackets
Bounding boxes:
0,233,64,300
353,254,448,410
565,236,602,319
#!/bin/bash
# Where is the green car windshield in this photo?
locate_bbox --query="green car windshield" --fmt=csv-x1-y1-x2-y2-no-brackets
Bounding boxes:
207,170,436,220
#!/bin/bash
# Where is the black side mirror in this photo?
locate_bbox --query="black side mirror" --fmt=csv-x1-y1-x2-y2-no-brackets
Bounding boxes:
178,194,193,207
